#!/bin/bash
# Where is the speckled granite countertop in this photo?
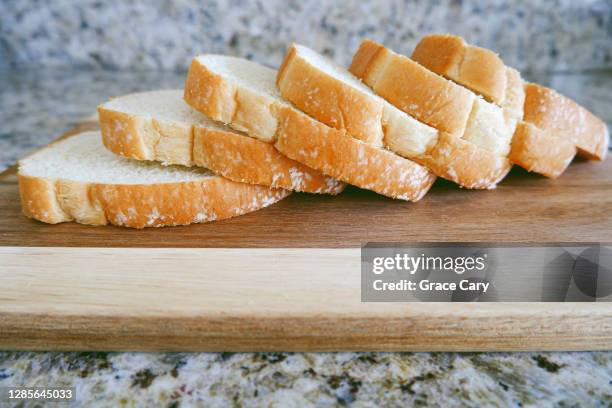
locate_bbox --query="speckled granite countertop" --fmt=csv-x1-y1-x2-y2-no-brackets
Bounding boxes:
1,68,611,406
0,351,611,406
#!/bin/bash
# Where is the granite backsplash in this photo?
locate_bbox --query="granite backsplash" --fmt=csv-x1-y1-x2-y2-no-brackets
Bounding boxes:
1,0,611,73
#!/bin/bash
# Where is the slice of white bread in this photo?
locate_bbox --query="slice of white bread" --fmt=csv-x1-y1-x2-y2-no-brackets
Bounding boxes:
277,43,511,189
18,131,290,228
350,40,517,159
412,34,607,170
411,34,577,177
98,90,344,195
184,55,436,201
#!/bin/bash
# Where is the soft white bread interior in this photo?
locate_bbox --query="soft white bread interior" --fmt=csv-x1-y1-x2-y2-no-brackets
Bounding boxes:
350,39,515,159
98,90,344,194
411,34,607,175
18,131,290,228
276,43,510,189
184,55,435,200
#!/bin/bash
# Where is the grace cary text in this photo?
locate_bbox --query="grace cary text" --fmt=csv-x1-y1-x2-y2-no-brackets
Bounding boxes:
372,279,490,292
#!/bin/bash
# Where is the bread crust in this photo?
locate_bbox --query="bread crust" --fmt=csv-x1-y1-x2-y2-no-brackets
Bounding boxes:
349,39,474,138
98,103,345,195
344,39,516,188
524,83,608,161
412,35,525,133
509,123,576,178
184,58,281,142
415,133,512,189
277,44,384,146
274,108,436,201
503,67,526,128
19,163,291,229
192,127,345,194
411,34,507,105
412,34,608,165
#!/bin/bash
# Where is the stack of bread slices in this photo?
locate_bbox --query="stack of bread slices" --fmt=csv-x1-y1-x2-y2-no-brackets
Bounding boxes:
19,34,608,228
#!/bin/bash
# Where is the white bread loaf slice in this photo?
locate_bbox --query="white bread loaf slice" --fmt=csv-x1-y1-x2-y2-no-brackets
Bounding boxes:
411,34,606,174
18,131,290,228
277,43,511,189
184,55,436,201
98,90,344,195
350,40,517,160
412,35,608,159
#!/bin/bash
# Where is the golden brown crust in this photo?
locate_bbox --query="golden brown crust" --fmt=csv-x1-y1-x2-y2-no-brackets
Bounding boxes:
193,127,345,194
98,109,149,160
410,34,465,79
19,170,291,228
274,108,436,201
411,34,507,105
183,59,238,128
277,44,384,146
19,175,71,224
347,38,381,79
98,104,345,195
349,39,474,138
412,34,608,170
509,122,576,178
415,133,513,189
524,83,608,161
184,58,280,142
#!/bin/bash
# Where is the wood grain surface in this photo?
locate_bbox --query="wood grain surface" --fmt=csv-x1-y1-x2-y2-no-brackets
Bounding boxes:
0,124,611,352
1,247,611,352
1,123,611,248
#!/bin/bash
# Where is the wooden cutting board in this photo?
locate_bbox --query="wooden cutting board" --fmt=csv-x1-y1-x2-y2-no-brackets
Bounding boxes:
0,123,611,351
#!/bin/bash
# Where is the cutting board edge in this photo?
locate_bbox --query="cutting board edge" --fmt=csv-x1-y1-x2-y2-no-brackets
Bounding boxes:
1,310,611,352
